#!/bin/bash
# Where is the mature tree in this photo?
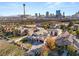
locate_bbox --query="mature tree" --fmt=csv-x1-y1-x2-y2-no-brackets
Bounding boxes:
67,45,77,56
41,45,49,56
0,25,4,35
60,25,67,31
13,29,21,37
45,36,56,50
76,29,79,35
68,21,74,27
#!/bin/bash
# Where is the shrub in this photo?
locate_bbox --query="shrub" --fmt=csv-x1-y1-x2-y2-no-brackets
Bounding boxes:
67,45,77,56
60,25,66,30
20,38,27,43
76,29,79,35
41,45,49,56
68,21,74,27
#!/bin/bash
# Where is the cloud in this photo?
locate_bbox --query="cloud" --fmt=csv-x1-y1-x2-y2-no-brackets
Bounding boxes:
46,2,53,5
53,2,62,6
46,2,79,10
46,2,62,6
46,2,63,9
71,2,76,4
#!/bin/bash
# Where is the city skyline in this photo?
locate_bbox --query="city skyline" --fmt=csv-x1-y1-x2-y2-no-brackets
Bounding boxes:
0,2,79,16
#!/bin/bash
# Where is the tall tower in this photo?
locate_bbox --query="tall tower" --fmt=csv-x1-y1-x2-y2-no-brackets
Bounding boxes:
35,13,38,17
39,13,41,17
46,11,49,18
63,12,65,18
56,10,61,18
23,4,26,18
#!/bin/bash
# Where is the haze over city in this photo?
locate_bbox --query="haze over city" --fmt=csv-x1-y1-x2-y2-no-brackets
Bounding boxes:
0,2,79,16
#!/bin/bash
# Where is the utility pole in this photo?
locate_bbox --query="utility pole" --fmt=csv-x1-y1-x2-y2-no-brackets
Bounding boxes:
23,4,25,18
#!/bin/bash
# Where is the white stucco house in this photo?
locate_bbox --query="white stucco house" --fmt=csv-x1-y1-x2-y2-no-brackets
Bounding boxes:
48,29,62,36
33,27,48,35
56,31,74,46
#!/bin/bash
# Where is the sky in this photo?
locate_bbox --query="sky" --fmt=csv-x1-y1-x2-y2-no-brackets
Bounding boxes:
0,2,79,16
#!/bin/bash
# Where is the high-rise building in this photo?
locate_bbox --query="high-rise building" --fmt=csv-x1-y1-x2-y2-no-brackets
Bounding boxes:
50,13,55,18
46,11,49,18
35,13,38,17
63,12,65,18
56,10,61,18
50,13,53,17
39,13,41,17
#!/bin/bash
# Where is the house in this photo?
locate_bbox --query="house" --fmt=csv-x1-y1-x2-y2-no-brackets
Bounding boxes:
33,27,48,35
20,28,29,36
48,29,62,36
15,26,34,36
49,24,60,29
56,31,74,46
25,25,36,28
25,34,45,45
71,24,79,31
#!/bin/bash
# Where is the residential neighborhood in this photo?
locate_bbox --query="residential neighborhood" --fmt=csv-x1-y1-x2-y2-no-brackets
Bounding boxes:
0,21,79,56
0,2,79,56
